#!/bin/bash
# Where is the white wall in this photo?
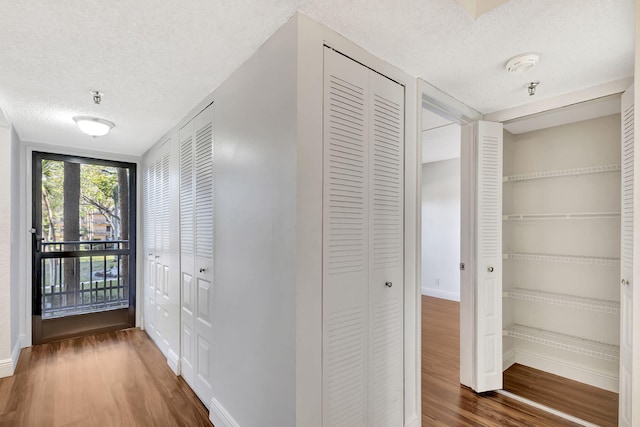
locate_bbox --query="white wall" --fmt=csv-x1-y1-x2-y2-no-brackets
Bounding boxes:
421,159,461,301
209,17,297,427
10,127,21,357
0,122,21,378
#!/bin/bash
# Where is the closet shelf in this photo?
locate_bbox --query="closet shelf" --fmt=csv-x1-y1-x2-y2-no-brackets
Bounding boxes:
503,324,620,362
503,252,620,266
503,288,620,314
503,164,621,182
503,212,621,221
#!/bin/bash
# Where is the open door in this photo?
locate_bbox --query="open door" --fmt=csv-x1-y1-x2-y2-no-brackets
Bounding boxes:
619,86,634,427
460,120,503,392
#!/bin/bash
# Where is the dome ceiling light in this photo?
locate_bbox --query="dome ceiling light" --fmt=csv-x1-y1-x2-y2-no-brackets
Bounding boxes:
73,116,115,137
73,90,115,137
505,53,540,73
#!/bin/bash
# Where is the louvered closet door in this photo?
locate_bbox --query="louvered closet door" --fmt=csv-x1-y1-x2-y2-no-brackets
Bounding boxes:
368,71,404,427
179,119,196,388
474,121,503,392
157,147,172,351
619,86,634,427
143,164,156,337
323,48,370,427
323,47,405,427
154,155,165,345
192,105,215,405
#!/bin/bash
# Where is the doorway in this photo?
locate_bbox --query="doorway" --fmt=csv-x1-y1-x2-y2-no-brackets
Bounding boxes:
32,152,137,344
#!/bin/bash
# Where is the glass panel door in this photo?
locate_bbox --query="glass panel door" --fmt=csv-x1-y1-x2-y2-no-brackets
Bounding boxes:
32,152,136,344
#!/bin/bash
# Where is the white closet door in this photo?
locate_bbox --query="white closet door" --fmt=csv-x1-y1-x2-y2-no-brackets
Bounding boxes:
193,105,215,405
143,164,156,337
179,120,196,388
322,48,370,427
368,71,404,427
619,86,634,427
158,148,171,351
154,155,165,345
474,121,503,392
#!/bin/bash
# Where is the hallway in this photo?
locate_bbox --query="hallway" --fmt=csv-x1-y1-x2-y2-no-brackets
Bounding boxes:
0,329,211,427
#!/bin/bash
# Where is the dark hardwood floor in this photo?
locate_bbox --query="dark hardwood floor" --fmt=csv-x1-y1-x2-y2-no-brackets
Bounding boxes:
0,328,211,427
504,363,618,427
422,295,580,426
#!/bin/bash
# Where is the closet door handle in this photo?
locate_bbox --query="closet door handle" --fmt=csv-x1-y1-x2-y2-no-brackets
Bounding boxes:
622,279,630,286
199,268,206,273
487,266,494,273
385,281,393,288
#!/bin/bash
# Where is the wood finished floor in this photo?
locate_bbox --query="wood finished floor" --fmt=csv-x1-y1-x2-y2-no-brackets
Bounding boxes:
0,328,211,427
504,363,618,427
422,296,580,426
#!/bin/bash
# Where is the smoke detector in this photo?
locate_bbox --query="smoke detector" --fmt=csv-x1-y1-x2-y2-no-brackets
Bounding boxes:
506,53,540,73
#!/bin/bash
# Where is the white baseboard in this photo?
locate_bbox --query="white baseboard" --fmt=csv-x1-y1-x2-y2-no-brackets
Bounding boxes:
503,348,516,371
0,336,24,378
514,350,618,392
421,287,460,301
405,414,420,427
167,349,180,375
210,396,240,427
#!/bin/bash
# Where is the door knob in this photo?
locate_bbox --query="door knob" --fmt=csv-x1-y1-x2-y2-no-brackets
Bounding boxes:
385,281,393,288
487,266,494,273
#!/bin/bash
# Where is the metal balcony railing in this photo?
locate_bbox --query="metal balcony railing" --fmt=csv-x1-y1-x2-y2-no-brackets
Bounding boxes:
39,240,130,319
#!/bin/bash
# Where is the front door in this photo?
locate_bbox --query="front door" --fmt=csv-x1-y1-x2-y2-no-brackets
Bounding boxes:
32,152,137,344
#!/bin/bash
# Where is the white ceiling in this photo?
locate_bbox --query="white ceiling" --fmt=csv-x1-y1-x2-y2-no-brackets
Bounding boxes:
0,0,633,156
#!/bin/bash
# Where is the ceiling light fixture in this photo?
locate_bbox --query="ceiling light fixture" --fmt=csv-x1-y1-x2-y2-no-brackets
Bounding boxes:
73,116,115,137
505,53,540,73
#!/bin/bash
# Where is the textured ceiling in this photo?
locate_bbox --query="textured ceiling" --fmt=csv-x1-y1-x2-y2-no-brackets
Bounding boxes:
0,0,633,156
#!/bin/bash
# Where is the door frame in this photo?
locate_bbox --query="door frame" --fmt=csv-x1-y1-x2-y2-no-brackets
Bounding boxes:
419,77,637,418
418,78,482,389
23,143,141,346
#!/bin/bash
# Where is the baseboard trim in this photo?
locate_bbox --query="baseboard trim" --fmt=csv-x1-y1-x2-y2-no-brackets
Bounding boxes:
167,349,180,375
421,287,460,302
514,350,618,392
0,337,23,378
405,414,420,427
503,348,516,371
210,396,240,427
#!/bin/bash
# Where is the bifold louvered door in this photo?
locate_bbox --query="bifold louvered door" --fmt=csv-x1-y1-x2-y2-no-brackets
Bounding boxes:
322,47,404,427
619,86,634,427
143,141,172,354
143,163,157,338
179,103,215,406
474,121,503,393
155,142,172,353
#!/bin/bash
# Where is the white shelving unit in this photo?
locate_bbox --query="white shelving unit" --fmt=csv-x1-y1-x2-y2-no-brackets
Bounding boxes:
503,212,620,221
502,115,622,392
503,324,620,362
503,288,620,314
503,164,621,182
503,252,620,266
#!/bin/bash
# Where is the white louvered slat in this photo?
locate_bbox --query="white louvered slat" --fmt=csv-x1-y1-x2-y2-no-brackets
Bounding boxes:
368,71,404,427
194,122,213,259
143,166,151,249
161,151,170,252
323,48,369,427
180,134,194,256
154,156,162,251
475,121,503,392
619,86,634,427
